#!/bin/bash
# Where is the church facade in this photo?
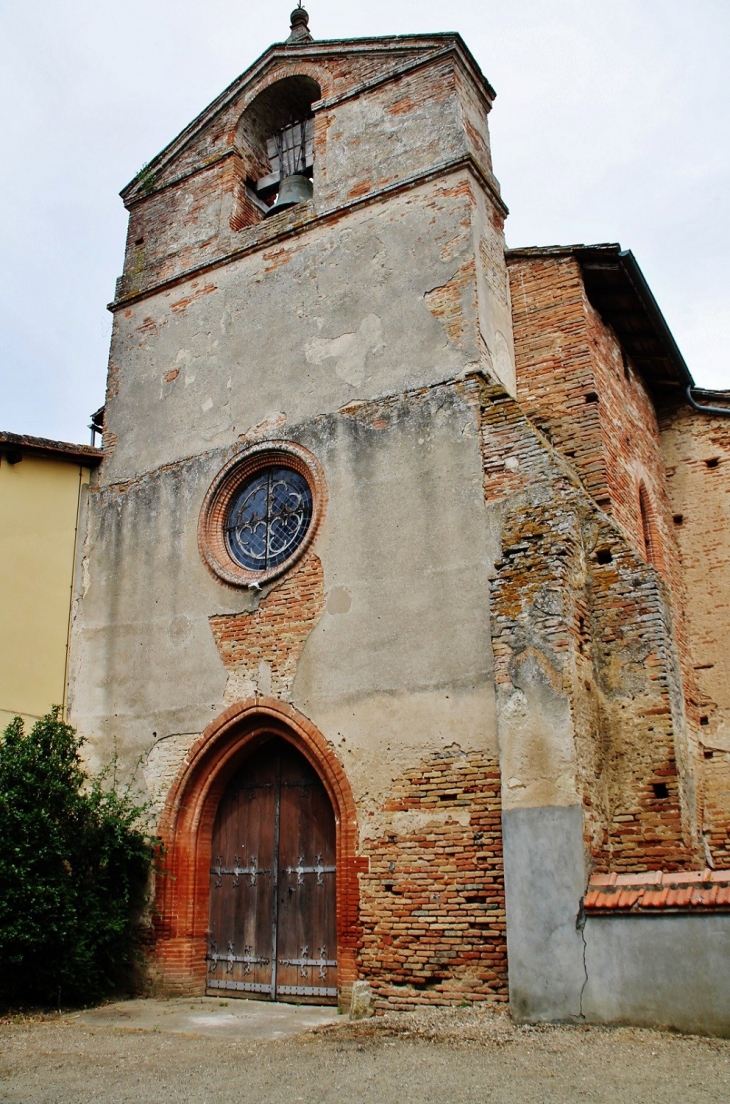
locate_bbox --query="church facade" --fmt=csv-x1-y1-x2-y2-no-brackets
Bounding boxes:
67,10,730,1032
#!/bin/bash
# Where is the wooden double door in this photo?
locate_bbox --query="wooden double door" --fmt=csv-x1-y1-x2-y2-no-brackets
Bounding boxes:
207,737,337,1003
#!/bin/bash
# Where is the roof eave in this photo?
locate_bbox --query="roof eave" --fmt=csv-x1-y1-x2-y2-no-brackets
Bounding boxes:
506,243,694,394
0,432,103,467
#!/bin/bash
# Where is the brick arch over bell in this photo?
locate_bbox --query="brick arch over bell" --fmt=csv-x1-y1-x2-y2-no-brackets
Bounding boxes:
154,697,362,999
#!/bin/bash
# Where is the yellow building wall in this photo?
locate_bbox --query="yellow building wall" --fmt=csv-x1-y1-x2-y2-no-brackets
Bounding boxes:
0,455,89,731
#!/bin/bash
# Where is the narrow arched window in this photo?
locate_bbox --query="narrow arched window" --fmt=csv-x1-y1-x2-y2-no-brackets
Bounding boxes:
639,483,657,565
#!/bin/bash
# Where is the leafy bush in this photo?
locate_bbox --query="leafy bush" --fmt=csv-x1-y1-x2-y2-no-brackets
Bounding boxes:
0,708,155,1008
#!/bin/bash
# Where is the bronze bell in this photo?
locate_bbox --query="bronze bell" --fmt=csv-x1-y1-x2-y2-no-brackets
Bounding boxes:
266,173,313,216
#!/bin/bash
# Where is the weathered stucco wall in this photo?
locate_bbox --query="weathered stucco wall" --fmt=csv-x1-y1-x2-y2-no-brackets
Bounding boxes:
104,173,511,486
582,913,730,1036
69,379,509,1007
70,383,498,795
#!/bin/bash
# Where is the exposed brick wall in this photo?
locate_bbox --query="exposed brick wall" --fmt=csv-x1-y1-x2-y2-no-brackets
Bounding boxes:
660,398,730,867
508,255,605,499
584,529,694,871
359,747,507,1010
209,553,325,702
507,255,703,835
476,375,698,873
508,254,680,573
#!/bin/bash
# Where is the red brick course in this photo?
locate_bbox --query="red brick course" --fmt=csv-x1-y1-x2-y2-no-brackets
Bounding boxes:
477,374,697,873
209,553,325,699
359,748,508,1010
660,399,730,867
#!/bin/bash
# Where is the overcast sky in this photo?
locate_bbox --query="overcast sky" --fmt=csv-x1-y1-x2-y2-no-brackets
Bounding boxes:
1,0,728,445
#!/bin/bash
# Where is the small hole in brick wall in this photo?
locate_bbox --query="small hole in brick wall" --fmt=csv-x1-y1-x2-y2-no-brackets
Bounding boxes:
704,749,714,760
585,391,599,404
705,457,720,469
384,882,396,894
673,514,684,526
700,716,709,725
596,548,613,565
652,782,669,799
412,977,441,991
134,237,144,246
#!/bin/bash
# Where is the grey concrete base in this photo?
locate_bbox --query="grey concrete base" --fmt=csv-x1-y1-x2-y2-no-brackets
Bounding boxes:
68,997,340,1039
582,914,730,1037
502,804,587,1022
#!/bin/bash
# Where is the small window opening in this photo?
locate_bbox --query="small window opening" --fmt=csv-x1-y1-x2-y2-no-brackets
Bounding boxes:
596,548,613,565
705,457,720,469
652,782,669,799
585,391,599,404
700,715,709,726
704,749,714,760
673,514,684,526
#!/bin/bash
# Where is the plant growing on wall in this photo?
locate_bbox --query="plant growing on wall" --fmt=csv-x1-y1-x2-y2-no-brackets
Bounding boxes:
0,708,155,1008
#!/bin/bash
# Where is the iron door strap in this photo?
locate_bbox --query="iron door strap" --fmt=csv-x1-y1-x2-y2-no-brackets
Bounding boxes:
284,854,336,885
207,941,270,975
210,855,270,888
279,946,337,978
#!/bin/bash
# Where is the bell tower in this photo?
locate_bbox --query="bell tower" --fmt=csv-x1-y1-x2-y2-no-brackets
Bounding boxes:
69,12,516,1005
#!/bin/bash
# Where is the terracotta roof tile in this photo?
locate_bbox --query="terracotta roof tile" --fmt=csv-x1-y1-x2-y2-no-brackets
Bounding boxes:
585,868,730,913
590,873,616,887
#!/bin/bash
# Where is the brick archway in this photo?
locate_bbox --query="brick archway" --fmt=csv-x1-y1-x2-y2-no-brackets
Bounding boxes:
154,697,362,1003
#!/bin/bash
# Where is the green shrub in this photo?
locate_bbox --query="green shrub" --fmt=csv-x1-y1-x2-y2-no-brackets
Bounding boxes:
0,708,155,1008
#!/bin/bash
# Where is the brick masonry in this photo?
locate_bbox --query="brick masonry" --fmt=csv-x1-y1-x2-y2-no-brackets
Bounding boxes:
477,372,697,872
209,552,325,702
359,748,507,1009
660,398,730,867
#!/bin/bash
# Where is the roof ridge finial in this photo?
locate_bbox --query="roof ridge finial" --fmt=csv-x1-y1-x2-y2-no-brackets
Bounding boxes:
286,3,313,44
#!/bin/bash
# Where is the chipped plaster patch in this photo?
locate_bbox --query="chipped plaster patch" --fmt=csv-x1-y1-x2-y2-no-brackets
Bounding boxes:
305,313,383,387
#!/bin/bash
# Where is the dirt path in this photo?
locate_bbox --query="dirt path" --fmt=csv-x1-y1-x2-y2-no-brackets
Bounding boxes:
1,1002,729,1104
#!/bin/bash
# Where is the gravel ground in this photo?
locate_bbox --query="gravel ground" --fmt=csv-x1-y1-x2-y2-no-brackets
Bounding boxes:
1,1003,729,1104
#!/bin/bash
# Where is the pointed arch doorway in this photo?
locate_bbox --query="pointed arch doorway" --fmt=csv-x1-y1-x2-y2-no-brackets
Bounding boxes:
206,736,337,1002
155,698,361,1005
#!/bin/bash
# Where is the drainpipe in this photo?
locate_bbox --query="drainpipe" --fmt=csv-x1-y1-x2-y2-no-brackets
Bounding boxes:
686,386,730,416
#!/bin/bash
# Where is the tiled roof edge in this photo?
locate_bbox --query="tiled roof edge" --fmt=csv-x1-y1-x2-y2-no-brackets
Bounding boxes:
585,868,730,913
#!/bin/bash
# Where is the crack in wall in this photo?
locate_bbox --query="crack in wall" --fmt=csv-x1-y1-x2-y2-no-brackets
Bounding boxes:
576,897,588,1020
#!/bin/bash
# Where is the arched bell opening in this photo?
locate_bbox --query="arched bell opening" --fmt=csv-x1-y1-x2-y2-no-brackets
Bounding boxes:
235,75,322,219
154,698,360,1005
